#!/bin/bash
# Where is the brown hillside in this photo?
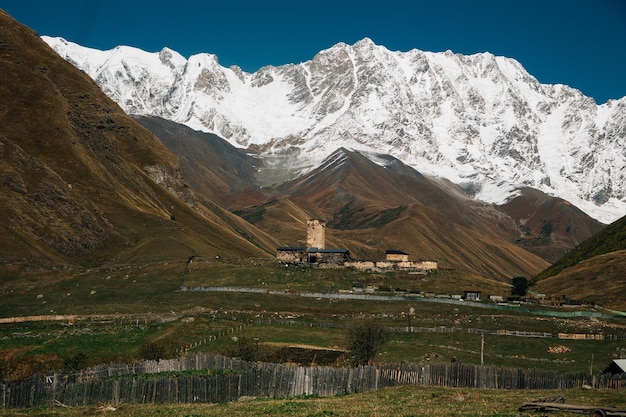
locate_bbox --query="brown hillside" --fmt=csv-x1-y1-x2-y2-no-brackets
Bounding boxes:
133,116,267,210
239,148,552,279
0,10,275,269
533,250,626,310
498,187,604,263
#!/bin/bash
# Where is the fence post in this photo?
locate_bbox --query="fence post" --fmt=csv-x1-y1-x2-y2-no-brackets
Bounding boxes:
51,373,58,406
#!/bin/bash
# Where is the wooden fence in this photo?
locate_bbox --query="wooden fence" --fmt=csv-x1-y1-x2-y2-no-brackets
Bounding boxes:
2,353,625,408
250,318,626,341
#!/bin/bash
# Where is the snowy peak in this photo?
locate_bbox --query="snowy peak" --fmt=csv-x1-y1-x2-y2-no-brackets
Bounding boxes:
42,36,626,223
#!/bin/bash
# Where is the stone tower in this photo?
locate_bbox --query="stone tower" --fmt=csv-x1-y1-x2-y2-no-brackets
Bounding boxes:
306,219,325,249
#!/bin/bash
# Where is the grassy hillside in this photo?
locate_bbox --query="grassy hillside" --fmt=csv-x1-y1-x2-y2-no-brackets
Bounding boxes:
133,116,265,210
0,10,276,269
533,249,626,309
534,215,626,282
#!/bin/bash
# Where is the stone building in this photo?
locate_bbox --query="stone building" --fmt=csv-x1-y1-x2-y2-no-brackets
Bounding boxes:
276,247,307,263
276,219,350,266
306,219,325,250
385,249,409,262
308,248,350,264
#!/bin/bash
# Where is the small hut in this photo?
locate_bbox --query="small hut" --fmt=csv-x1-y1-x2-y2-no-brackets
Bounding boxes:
463,290,482,301
276,247,307,263
386,249,409,262
602,359,626,374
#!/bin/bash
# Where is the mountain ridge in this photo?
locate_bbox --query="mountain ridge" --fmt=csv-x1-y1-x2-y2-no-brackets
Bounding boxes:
0,7,614,303
43,36,626,224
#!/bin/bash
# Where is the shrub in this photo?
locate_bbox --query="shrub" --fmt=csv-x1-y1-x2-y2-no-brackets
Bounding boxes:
347,324,387,366
228,336,259,362
63,352,87,371
138,341,173,361
511,276,529,297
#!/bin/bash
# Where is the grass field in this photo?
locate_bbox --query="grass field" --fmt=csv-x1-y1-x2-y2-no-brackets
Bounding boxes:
1,261,625,380
1,386,625,417
1,308,624,379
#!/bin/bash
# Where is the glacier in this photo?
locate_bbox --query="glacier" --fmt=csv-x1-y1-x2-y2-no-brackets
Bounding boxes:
43,36,626,224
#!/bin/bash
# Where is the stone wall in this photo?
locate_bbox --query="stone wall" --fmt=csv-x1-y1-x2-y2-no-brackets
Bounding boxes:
276,249,307,263
345,260,438,272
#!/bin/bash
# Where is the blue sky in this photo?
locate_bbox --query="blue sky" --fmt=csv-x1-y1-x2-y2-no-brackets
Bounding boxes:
3,0,625,103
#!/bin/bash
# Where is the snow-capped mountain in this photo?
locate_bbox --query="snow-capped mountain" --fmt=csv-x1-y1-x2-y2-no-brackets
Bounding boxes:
43,36,626,223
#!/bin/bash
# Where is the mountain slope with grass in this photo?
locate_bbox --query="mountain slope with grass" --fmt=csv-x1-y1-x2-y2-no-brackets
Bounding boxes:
532,215,626,308
0,10,275,270
534,214,626,282
132,116,264,210
497,187,604,262
533,249,626,309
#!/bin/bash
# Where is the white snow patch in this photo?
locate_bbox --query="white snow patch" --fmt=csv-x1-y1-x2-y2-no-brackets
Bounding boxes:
474,181,523,205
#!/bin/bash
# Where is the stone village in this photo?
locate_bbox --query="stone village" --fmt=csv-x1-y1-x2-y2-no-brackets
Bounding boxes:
274,220,511,303
276,219,438,273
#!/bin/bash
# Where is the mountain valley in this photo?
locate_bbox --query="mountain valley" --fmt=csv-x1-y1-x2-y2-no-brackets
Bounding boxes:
2,10,626,402
0,8,624,310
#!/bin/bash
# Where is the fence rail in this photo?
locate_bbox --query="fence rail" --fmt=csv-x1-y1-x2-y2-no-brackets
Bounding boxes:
2,353,625,408
250,318,626,341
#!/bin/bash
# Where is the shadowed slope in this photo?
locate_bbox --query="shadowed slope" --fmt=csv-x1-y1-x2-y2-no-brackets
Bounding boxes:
0,10,275,269
498,187,604,263
133,115,266,210
531,215,626,309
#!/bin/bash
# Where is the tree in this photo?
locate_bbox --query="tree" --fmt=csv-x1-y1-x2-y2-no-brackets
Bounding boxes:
229,336,259,362
347,324,387,366
138,341,170,361
511,276,529,297
63,352,87,371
